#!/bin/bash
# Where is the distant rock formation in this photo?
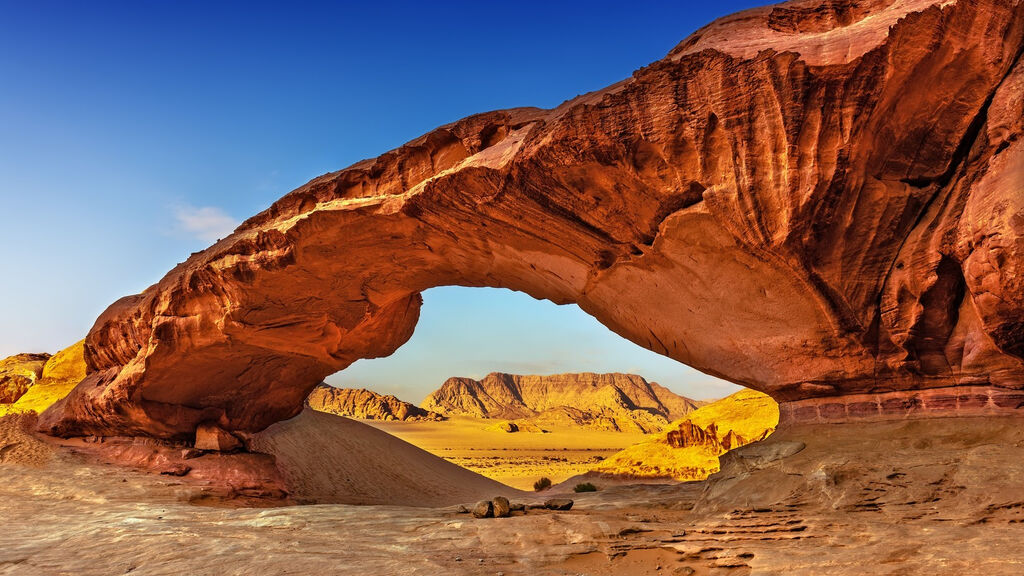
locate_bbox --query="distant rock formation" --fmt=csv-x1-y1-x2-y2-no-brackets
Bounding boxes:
421,372,700,433
592,389,778,481
0,353,50,404
1,342,85,416
306,383,443,422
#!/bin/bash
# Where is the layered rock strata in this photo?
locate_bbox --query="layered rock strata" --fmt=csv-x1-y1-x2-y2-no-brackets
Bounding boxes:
306,384,443,421
38,0,1024,438
422,372,699,432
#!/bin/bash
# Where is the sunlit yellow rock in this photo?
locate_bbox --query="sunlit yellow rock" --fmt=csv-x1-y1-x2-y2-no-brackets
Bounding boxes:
0,341,85,417
591,389,778,481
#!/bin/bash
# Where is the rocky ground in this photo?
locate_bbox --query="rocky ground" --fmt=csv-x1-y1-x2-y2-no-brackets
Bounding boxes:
3,414,1023,575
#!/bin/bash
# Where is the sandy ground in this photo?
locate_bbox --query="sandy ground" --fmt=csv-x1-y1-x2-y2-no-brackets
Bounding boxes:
363,416,647,490
4,413,1024,575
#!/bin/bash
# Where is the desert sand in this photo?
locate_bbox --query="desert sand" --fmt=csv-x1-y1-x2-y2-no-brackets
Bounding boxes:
364,415,647,491
3,0,1023,573
5,412,1024,575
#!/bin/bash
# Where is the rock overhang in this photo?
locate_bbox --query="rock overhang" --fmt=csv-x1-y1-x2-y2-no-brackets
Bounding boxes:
36,0,1024,439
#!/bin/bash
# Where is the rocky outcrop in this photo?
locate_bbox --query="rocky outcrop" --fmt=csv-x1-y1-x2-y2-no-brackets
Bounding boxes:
38,0,1024,439
421,372,699,433
2,342,86,417
0,353,49,404
306,383,442,421
592,389,778,481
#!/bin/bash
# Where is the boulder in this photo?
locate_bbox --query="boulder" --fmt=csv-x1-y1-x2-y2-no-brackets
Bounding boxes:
544,499,574,511
471,500,493,518
492,496,510,518
194,423,242,452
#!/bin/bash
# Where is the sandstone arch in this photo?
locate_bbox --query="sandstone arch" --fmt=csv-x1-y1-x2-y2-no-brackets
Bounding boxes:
40,0,1024,439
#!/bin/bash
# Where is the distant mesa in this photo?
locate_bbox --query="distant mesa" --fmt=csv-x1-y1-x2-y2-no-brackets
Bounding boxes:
421,372,701,433
306,383,443,422
591,389,778,481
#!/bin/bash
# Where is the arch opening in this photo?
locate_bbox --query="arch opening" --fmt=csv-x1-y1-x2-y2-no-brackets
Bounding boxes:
314,286,768,490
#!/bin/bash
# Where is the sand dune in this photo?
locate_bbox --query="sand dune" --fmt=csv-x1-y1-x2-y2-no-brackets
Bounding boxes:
247,409,522,506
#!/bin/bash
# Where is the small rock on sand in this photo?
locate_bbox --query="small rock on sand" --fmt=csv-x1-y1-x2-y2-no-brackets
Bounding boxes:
472,500,494,518
492,496,510,518
543,498,574,511
159,464,191,477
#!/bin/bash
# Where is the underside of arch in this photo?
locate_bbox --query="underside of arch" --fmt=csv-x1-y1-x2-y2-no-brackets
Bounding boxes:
39,0,1024,439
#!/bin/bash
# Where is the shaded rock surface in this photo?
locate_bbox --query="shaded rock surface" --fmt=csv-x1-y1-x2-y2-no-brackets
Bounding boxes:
472,500,494,518
422,372,699,433
194,423,242,452
37,0,1024,438
306,383,442,421
492,496,511,518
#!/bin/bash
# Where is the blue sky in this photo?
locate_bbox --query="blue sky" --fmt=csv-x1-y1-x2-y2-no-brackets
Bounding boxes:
0,0,769,401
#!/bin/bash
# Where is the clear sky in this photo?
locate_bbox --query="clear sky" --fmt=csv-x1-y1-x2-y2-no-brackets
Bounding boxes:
0,0,770,401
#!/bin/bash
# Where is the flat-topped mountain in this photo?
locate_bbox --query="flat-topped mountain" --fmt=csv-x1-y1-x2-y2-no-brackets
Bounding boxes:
306,384,442,422
421,372,700,433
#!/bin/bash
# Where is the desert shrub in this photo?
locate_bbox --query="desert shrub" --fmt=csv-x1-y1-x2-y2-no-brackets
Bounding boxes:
533,477,552,491
573,482,598,493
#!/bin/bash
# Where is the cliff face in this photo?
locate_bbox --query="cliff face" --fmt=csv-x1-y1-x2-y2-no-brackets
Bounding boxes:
421,372,699,433
37,0,1024,439
593,389,778,481
306,384,442,422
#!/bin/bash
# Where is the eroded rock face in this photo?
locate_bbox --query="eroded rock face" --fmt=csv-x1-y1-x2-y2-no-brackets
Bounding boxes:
593,389,778,481
39,0,1024,438
306,383,443,422
422,372,699,433
0,353,49,404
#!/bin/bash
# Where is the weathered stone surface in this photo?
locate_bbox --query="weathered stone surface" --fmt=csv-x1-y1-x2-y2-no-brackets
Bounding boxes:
544,498,574,511
305,383,442,422
37,0,1024,439
1,342,89,418
492,496,511,518
593,389,778,481
0,353,49,404
194,423,242,452
472,500,493,518
423,372,699,433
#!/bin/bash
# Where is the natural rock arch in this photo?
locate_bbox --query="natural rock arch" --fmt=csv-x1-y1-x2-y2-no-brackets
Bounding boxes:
40,0,1024,439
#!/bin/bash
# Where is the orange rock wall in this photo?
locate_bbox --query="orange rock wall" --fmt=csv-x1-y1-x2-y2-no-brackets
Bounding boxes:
39,0,1024,438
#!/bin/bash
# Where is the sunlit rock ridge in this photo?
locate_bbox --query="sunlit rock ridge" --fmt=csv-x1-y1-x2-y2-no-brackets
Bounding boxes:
421,372,700,433
39,0,1024,439
306,384,443,422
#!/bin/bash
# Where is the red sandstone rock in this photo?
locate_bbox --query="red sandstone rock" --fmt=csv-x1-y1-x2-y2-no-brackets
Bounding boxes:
37,0,1024,439
194,423,242,452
